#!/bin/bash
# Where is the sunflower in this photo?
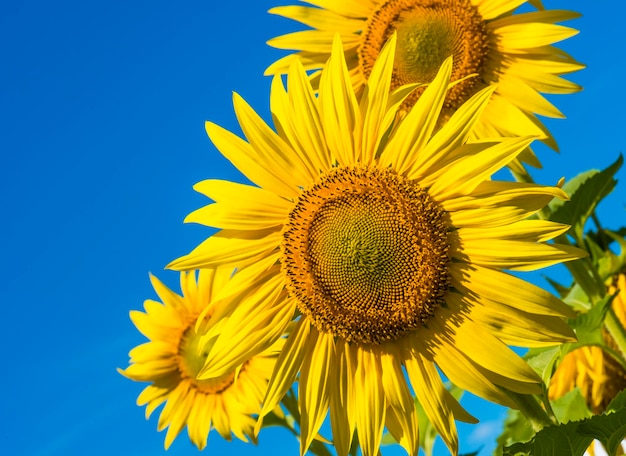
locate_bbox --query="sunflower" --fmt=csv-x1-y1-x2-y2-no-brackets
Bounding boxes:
549,273,626,414
168,36,584,456
119,268,282,450
265,0,583,169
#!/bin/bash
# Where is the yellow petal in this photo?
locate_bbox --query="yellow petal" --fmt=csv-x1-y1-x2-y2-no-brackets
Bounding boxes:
284,60,332,172
453,239,585,271
257,319,311,432
354,347,386,456
459,220,570,243
450,262,575,317
299,328,333,456
268,30,359,52
197,275,294,379
404,348,458,455
360,33,396,163
194,179,289,207
432,310,541,387
444,180,568,212
407,85,496,180
453,293,576,347
205,121,298,199
474,0,527,20
329,339,355,456
381,57,452,173
385,404,419,456
424,335,516,408
166,229,280,271
493,23,579,50
318,34,361,166
298,0,375,18
428,136,535,200
233,93,311,187
268,6,362,32
380,345,412,414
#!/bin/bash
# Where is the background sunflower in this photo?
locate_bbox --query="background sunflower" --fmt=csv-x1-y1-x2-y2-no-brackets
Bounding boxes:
265,0,583,171
119,269,283,450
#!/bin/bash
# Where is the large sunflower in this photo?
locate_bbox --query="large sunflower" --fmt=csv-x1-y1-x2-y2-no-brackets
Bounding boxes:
549,273,626,414
168,36,584,455
265,0,583,168
119,268,281,450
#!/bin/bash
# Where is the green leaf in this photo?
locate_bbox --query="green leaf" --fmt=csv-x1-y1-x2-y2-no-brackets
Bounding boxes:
563,281,593,312
607,388,626,414
565,293,614,350
597,231,626,279
503,420,593,456
525,346,561,386
543,275,570,299
496,409,535,451
548,154,623,243
551,388,592,424
504,390,626,456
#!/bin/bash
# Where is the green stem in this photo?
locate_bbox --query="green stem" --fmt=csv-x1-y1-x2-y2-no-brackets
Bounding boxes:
603,344,626,372
605,308,626,361
554,232,604,303
507,391,557,431
591,212,603,233
563,256,603,304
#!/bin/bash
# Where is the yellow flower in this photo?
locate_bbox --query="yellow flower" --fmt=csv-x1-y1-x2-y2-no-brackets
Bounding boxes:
265,0,583,168
119,268,281,450
550,273,626,414
168,36,583,456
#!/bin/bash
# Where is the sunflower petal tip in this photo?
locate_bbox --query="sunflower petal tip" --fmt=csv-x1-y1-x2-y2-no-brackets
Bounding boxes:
165,257,186,271
331,32,344,56
253,417,263,437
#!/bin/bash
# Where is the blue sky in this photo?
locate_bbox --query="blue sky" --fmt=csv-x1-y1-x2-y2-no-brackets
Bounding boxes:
1,0,624,455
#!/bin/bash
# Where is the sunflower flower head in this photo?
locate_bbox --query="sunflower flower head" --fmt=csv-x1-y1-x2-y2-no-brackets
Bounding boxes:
549,273,626,414
168,35,585,456
265,0,583,169
119,268,281,450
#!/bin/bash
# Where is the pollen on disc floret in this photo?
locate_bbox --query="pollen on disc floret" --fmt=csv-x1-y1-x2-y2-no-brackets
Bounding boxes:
281,166,451,345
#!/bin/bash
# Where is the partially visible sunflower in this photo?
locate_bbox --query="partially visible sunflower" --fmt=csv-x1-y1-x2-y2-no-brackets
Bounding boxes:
265,0,583,169
168,36,584,456
550,273,626,414
119,268,282,450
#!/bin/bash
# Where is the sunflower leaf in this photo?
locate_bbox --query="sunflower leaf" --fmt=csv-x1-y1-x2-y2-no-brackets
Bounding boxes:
525,346,561,385
607,388,626,414
548,154,623,243
595,231,626,279
551,388,592,423
503,390,626,456
496,409,534,451
566,293,614,349
542,275,570,299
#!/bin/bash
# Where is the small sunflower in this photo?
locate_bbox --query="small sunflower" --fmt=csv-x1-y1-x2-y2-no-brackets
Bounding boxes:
265,0,583,168
168,37,584,456
119,268,281,450
550,273,626,414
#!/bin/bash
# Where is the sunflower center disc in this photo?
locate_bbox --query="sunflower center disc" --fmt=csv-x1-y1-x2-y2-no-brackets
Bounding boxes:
359,0,489,110
282,167,450,345
178,324,235,393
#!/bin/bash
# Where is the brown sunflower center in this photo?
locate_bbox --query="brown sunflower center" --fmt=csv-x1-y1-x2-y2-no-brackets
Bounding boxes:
178,323,235,394
359,0,489,111
281,166,450,345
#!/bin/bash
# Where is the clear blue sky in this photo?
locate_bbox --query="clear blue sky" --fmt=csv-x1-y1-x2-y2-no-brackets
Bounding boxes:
1,1,624,455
